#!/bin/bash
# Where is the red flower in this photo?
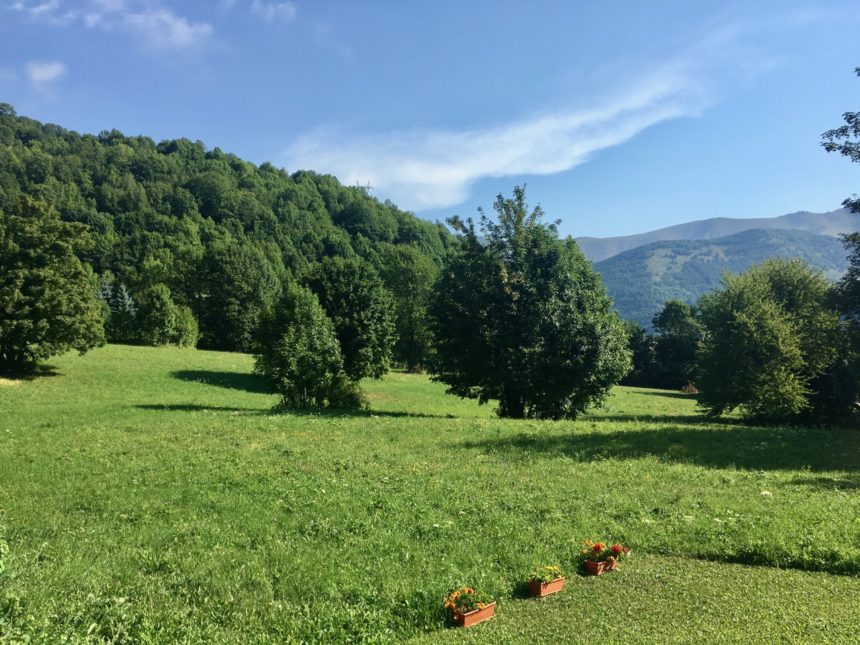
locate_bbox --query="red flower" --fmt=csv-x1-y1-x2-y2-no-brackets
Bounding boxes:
611,544,622,554
593,542,605,553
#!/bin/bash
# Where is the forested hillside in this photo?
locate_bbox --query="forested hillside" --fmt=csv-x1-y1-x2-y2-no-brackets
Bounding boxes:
596,228,849,328
0,104,454,355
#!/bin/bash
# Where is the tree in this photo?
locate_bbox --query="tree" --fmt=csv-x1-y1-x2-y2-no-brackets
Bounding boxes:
429,186,631,419
379,244,438,371
821,67,860,423
196,238,285,352
255,281,360,409
821,67,860,214
136,283,197,347
306,256,396,381
620,320,657,388
697,259,841,421
98,277,138,344
0,196,105,375
651,300,704,389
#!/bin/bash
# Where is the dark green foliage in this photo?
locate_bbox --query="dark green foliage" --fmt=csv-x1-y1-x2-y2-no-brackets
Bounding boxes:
255,281,358,409
0,196,105,374
821,67,860,214
307,256,396,381
697,259,841,421
136,284,198,347
651,300,704,389
196,238,286,351
595,229,849,328
100,278,138,344
0,108,453,350
429,186,631,419
378,244,438,370
621,320,658,387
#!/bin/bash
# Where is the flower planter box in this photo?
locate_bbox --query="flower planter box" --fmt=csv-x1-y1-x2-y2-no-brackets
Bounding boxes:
451,602,496,628
584,559,617,576
527,576,565,597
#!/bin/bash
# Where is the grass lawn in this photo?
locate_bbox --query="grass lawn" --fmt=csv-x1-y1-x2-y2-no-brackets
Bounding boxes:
1,344,858,643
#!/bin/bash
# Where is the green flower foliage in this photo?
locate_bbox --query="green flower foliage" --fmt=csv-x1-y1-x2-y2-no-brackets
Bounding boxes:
429,186,631,419
0,196,105,375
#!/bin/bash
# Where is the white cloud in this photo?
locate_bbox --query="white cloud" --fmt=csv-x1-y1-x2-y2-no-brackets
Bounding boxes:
26,60,66,86
121,8,213,50
250,0,296,23
284,68,706,211
9,1,213,51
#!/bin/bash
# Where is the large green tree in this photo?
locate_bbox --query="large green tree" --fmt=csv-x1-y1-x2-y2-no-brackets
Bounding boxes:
821,66,860,422
429,186,631,419
306,256,396,381
697,259,841,421
0,196,105,374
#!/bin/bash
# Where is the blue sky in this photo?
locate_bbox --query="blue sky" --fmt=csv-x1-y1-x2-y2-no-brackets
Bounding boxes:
1,0,858,237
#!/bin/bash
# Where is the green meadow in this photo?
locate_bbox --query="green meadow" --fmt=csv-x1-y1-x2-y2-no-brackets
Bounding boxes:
1,345,858,643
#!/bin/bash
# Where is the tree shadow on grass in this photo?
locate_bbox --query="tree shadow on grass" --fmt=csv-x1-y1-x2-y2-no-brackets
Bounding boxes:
585,414,745,428
135,402,452,420
135,404,263,413
0,364,62,381
172,370,272,394
629,390,699,400
460,424,860,472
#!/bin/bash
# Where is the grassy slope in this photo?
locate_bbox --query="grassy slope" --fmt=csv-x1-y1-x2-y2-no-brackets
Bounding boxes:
0,345,858,643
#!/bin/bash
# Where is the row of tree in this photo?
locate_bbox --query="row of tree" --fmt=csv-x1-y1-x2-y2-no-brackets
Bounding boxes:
0,103,449,370
624,256,857,424
3,65,859,425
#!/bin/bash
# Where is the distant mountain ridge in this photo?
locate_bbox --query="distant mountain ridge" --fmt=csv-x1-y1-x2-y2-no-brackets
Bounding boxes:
577,208,854,262
595,228,850,329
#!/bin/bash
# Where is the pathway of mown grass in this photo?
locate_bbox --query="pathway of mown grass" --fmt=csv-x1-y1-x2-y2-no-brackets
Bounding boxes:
0,345,858,642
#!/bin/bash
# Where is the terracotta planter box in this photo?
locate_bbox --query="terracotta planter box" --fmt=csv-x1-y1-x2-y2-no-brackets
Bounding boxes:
527,576,565,597
451,602,496,628
584,559,617,576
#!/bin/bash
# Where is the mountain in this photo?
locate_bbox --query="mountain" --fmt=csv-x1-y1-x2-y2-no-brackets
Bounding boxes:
595,228,850,328
577,209,855,262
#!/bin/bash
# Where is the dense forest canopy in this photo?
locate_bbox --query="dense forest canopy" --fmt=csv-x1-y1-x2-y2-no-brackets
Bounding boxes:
0,104,454,355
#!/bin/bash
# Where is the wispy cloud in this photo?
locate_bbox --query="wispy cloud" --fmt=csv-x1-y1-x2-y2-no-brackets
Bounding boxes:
285,67,707,211
26,60,66,87
9,0,213,51
250,0,296,23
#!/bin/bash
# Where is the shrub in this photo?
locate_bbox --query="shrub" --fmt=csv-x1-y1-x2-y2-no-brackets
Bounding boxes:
256,281,360,409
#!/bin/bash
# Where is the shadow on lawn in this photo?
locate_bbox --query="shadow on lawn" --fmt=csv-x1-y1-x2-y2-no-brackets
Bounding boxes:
135,402,451,420
136,403,262,413
172,369,272,394
586,414,745,427
461,424,860,472
630,390,699,401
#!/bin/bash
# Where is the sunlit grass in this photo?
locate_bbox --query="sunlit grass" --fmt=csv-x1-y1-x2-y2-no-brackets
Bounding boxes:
1,345,858,642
